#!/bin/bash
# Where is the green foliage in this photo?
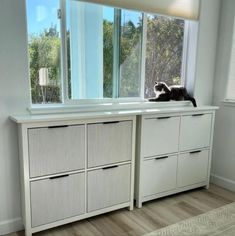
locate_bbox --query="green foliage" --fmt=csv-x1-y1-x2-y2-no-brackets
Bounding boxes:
102,15,184,99
119,20,142,97
103,17,143,98
145,16,184,98
29,25,61,104
67,31,72,99
103,20,114,98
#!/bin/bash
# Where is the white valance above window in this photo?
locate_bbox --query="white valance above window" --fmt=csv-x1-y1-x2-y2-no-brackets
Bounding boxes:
81,0,200,20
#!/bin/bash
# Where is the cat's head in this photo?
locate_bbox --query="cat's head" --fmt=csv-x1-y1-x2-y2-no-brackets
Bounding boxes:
154,82,169,97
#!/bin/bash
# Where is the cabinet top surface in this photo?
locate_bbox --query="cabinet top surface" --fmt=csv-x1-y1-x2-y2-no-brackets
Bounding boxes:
10,105,218,124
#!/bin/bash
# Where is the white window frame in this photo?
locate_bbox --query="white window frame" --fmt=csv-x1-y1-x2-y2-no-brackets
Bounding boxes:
181,20,190,87
30,0,191,108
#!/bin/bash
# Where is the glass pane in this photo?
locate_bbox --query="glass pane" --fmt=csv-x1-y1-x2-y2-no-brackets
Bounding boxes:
119,10,142,98
67,1,142,100
145,15,185,98
26,0,62,104
103,7,114,98
67,1,114,99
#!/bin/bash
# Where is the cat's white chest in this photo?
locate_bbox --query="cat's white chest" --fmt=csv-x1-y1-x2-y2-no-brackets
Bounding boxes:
154,89,165,98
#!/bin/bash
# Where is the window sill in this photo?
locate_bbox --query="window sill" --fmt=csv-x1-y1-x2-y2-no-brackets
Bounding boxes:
28,100,192,115
221,100,235,107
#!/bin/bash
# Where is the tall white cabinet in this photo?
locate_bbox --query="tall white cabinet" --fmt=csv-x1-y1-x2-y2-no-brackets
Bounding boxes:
12,115,136,236
135,109,216,208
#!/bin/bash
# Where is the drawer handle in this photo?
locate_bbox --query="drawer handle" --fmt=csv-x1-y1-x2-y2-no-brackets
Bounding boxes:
102,121,120,125
102,165,119,170
49,174,69,180
157,117,171,120
192,114,204,117
155,156,169,160
48,125,69,129
190,150,202,154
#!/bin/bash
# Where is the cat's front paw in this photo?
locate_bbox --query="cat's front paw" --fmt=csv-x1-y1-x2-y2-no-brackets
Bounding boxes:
148,98,156,102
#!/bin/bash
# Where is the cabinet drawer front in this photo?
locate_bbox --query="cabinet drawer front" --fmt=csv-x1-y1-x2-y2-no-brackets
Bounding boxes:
142,116,180,157
180,114,212,151
87,164,131,212
177,150,209,187
87,121,132,168
31,172,85,227
28,125,85,178
142,155,177,197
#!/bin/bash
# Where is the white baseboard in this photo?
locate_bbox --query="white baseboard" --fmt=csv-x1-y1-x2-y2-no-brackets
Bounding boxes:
210,174,235,192
0,217,23,235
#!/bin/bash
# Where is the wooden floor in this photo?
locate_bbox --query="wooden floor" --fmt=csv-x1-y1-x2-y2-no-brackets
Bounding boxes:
8,184,235,236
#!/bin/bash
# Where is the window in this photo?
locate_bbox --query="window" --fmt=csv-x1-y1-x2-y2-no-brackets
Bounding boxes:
145,15,185,98
66,1,142,100
26,0,62,104
26,0,187,105
119,10,142,98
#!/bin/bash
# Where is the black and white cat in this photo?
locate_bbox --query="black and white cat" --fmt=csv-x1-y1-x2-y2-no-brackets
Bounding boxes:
148,82,197,107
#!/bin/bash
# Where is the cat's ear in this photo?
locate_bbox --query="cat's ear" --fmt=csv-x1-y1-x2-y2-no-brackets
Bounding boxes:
155,81,158,85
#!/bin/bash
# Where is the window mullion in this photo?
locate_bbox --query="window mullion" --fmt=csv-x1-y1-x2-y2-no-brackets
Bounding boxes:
60,0,69,104
112,9,121,98
140,13,147,99
181,20,190,87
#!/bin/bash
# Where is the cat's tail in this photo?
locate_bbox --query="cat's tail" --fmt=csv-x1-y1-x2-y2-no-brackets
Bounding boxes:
185,95,197,107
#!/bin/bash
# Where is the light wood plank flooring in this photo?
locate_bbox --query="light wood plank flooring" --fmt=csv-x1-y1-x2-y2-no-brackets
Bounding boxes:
8,184,235,236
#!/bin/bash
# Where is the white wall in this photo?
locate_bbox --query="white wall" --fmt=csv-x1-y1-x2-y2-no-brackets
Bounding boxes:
213,0,235,105
0,0,30,235
193,0,221,105
211,0,235,192
0,0,221,235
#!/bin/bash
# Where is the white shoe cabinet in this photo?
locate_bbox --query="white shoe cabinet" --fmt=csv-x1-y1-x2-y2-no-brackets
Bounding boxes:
135,110,216,208
16,116,136,236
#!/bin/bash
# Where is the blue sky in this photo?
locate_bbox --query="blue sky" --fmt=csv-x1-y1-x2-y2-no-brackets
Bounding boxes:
26,0,140,35
26,0,60,35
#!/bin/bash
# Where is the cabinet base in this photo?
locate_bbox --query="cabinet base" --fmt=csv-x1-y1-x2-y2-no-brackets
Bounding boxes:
135,182,207,208
26,202,132,235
